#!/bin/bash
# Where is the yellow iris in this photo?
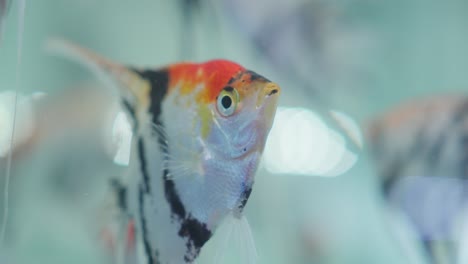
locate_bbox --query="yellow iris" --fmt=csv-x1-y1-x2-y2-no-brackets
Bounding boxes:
217,87,239,117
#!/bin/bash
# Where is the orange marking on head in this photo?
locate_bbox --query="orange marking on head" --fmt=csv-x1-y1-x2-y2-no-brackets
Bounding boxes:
168,59,245,103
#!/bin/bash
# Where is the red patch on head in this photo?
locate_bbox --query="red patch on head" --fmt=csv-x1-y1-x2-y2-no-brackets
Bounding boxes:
168,59,245,103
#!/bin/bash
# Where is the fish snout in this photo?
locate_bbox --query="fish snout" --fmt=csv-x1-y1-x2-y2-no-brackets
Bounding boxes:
256,82,280,108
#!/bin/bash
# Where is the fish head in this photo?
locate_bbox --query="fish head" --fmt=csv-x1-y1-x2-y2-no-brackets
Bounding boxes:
199,64,280,218
203,67,280,160
166,60,280,227
170,60,280,160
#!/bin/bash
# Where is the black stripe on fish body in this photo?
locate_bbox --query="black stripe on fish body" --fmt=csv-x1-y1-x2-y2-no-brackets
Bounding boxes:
138,137,151,193
381,127,428,197
147,105,211,261
150,120,187,221
110,179,127,211
450,101,468,177
130,68,170,127
122,99,138,131
132,68,213,261
138,184,159,264
451,100,468,125
155,125,212,261
460,134,468,178
163,175,187,220
147,124,211,262
152,119,211,252
426,135,446,169
381,164,404,197
179,216,212,263
424,101,468,174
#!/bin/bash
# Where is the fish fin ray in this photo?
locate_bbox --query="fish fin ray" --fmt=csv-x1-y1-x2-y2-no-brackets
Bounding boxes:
213,215,258,264
46,38,151,123
213,215,236,264
238,215,258,264
150,121,204,180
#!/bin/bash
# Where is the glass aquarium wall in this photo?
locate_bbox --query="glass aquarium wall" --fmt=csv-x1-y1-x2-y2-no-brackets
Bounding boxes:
1,1,468,264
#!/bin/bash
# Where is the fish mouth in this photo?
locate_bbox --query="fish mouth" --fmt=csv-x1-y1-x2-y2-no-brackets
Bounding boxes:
256,82,280,108
232,82,279,158
256,82,280,134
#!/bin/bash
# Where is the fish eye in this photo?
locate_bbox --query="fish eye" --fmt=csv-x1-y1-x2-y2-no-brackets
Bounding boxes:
217,87,239,116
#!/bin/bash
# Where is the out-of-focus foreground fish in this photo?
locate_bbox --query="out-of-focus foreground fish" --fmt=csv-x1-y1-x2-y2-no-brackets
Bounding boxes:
47,39,280,264
367,95,468,264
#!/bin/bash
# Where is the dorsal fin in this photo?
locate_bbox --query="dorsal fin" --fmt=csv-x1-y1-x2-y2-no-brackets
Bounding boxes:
46,38,162,126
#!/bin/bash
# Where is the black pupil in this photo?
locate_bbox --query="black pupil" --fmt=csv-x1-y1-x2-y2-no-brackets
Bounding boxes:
221,95,232,109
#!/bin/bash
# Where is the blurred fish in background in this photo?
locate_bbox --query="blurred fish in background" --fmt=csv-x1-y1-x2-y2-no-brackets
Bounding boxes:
222,0,376,106
368,95,468,264
177,0,219,60
178,0,201,60
0,85,121,249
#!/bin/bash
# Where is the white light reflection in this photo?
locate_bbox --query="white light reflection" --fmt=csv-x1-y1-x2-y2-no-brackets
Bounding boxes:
111,111,133,166
0,102,14,157
264,107,359,177
329,110,363,149
0,91,35,157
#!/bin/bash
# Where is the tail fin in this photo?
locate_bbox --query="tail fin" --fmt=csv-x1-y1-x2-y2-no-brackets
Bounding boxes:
46,38,151,126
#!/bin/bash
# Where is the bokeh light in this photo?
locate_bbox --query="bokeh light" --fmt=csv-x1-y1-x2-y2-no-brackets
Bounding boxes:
0,91,34,157
263,107,359,177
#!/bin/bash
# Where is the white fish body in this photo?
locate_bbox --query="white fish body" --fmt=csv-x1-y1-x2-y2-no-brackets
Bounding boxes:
47,39,280,264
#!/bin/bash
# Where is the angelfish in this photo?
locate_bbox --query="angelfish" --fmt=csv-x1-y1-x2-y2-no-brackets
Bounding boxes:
367,95,468,264
47,39,280,264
